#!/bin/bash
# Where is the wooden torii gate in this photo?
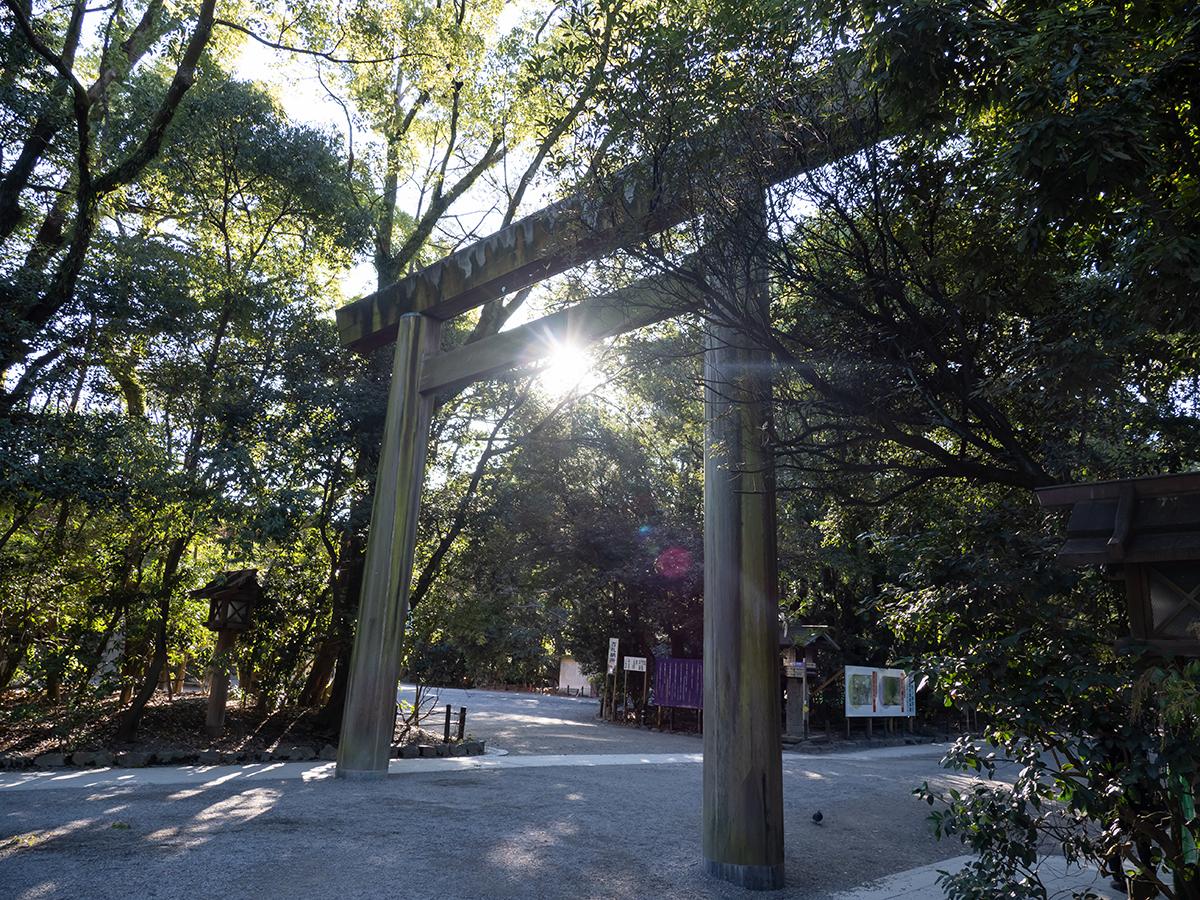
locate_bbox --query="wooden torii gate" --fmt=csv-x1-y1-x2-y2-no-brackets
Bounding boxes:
331,95,868,889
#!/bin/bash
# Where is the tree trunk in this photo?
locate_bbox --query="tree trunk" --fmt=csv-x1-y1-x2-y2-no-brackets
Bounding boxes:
0,638,30,693
314,378,379,727
116,535,187,740
299,640,339,708
115,596,168,740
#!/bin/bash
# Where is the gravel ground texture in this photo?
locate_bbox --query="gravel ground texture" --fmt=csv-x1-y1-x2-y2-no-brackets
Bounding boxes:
0,747,979,900
1,685,1022,899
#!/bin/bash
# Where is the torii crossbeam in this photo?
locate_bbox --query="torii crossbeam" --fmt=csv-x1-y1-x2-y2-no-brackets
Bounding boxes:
332,93,871,890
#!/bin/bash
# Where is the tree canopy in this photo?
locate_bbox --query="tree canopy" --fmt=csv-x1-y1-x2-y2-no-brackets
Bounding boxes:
2,0,1199,892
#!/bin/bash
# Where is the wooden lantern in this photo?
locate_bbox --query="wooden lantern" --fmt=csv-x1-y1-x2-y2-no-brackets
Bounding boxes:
190,569,261,737
1037,473,1200,658
194,569,260,632
778,623,840,737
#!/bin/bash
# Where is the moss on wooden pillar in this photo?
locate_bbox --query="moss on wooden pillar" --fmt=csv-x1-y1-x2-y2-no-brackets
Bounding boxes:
336,313,440,779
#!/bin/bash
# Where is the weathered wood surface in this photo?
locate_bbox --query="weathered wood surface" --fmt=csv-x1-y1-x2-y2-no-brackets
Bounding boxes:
337,94,872,352
337,313,441,778
1037,471,1200,506
419,268,704,395
204,629,237,738
1040,475,1200,565
701,262,784,888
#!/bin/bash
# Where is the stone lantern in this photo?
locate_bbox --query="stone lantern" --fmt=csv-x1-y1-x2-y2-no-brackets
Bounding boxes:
191,569,262,736
1037,473,1200,657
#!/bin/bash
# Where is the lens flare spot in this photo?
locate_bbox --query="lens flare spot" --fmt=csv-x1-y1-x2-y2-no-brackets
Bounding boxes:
655,546,692,579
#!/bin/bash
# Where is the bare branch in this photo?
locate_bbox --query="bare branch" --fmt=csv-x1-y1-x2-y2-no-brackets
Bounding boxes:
214,17,431,65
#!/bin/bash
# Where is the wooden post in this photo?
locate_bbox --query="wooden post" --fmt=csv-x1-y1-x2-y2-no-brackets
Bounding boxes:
801,664,809,740
701,227,784,889
443,704,452,743
205,629,237,738
337,313,440,779
457,707,466,741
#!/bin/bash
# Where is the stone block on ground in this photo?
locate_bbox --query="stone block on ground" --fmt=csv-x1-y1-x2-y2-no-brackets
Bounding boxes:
319,744,338,761
71,750,113,767
449,743,468,757
463,740,485,756
399,745,419,760
287,745,316,761
417,745,437,758
196,750,222,765
434,744,450,758
34,753,66,769
116,752,153,768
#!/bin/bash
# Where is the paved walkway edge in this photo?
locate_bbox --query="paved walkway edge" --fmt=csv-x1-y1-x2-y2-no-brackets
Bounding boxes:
0,752,707,792
0,743,948,793
830,853,1116,899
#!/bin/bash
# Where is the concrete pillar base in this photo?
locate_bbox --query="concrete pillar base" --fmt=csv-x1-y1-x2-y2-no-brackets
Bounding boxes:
335,769,389,781
704,858,785,891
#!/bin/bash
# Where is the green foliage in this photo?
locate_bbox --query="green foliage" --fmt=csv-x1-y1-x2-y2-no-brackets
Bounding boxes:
4,13,1200,899
403,355,705,687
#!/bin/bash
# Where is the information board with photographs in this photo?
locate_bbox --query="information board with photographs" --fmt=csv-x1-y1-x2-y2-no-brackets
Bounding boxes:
844,665,916,718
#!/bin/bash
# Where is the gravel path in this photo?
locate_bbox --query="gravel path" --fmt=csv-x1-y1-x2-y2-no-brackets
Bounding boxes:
1,746,981,899
400,683,704,756
0,688,1108,899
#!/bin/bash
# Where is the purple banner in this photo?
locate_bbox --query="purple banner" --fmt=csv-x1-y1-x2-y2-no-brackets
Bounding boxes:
654,658,703,709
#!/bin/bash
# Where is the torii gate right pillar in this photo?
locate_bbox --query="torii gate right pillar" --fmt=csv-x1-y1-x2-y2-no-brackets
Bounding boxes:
701,263,785,889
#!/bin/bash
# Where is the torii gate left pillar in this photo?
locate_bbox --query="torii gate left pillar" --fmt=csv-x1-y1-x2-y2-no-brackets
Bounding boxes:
336,313,440,777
